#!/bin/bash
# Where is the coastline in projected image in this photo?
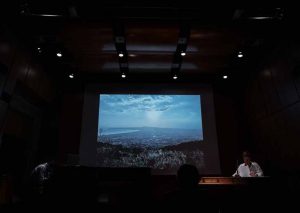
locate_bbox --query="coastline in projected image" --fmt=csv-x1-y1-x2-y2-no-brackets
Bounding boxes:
97,94,205,171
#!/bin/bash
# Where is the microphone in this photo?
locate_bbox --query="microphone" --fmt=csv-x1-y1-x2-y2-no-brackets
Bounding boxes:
235,160,239,176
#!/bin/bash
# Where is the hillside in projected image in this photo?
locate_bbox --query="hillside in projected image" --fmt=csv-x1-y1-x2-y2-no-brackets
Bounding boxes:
97,94,204,171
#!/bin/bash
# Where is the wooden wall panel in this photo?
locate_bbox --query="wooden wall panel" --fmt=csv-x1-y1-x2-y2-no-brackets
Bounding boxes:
58,93,84,163
0,31,15,68
4,49,30,94
271,60,299,106
245,78,267,121
293,64,300,98
258,68,282,114
214,91,240,175
1,25,58,172
244,43,300,173
282,102,300,170
3,108,34,139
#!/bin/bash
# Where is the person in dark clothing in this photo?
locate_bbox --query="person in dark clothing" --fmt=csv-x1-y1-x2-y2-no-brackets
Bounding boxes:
163,164,217,212
29,149,58,202
31,160,55,195
177,164,200,189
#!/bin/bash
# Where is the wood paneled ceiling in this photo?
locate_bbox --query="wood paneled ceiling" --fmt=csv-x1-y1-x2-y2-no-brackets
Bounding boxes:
9,1,287,81
58,23,242,74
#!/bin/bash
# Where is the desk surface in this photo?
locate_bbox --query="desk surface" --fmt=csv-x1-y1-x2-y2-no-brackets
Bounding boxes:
199,176,270,185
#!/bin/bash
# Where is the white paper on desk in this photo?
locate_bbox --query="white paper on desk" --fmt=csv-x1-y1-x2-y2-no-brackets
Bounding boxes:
239,166,250,177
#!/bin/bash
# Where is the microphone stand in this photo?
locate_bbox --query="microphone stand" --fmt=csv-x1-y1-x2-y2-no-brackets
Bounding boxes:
235,160,239,177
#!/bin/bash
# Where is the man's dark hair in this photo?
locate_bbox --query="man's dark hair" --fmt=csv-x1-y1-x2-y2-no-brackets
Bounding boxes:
242,151,251,158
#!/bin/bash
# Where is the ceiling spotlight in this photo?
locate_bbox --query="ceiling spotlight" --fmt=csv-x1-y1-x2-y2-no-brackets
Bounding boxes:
56,52,62,57
69,73,74,79
129,54,136,57
38,14,62,17
181,52,186,56
237,51,243,58
121,73,126,78
223,75,228,79
249,16,273,20
173,75,178,80
118,53,124,57
37,47,42,53
37,47,41,50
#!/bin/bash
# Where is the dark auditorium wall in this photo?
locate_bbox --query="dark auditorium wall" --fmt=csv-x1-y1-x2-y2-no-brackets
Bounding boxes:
214,88,244,175
58,92,84,164
243,40,300,174
0,24,57,173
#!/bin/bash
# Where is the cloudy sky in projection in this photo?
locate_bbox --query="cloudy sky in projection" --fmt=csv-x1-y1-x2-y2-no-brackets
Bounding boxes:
98,94,202,129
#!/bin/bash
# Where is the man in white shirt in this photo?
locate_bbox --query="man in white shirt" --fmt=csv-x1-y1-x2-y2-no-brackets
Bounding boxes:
233,151,263,177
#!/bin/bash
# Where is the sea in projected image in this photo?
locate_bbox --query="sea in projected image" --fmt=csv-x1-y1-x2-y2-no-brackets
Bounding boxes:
97,94,205,171
98,127,202,147
100,128,140,136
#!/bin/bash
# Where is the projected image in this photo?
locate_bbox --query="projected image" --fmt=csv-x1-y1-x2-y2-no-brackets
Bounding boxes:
97,94,205,171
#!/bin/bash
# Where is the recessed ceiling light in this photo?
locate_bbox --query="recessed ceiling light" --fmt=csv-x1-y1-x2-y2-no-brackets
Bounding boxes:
69,73,74,79
118,53,124,57
129,54,136,57
223,75,228,79
121,73,126,78
237,51,243,58
39,14,62,17
249,16,273,20
56,52,62,57
173,75,178,80
181,52,186,56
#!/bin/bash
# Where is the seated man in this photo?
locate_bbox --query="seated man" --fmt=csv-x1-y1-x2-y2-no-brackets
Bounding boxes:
233,151,263,177
30,152,56,196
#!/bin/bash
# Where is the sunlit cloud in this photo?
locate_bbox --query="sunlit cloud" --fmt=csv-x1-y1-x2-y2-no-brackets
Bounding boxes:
101,95,175,112
98,94,203,130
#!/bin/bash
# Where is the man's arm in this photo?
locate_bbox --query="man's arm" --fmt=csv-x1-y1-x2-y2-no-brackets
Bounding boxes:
254,163,263,177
